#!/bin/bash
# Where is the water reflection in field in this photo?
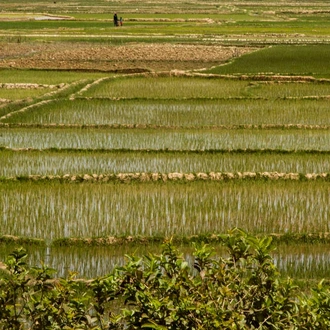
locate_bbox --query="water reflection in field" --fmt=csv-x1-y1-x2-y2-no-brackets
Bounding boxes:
1,243,330,280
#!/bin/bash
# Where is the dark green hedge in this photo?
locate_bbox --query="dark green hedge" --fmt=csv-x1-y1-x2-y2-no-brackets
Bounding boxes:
1,229,330,329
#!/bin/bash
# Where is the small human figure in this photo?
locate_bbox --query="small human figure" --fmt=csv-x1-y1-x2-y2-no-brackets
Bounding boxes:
119,17,123,26
113,13,118,26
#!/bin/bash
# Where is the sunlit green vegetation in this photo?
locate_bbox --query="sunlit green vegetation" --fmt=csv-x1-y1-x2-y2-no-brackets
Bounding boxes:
246,81,330,98
1,180,329,240
81,77,250,99
1,149,330,176
0,69,110,84
0,87,53,101
208,45,330,77
80,75,330,100
5,96,330,126
1,241,329,280
2,0,330,290
3,232,330,329
0,13,330,42
0,0,329,48
1,127,330,150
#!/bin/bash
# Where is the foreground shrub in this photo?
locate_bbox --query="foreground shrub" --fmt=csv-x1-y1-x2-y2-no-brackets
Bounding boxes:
1,229,330,329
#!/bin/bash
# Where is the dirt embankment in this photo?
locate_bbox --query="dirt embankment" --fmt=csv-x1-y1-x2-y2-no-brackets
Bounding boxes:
0,42,253,72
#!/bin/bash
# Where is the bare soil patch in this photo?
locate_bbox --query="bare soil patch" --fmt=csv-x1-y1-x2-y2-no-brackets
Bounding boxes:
0,42,254,72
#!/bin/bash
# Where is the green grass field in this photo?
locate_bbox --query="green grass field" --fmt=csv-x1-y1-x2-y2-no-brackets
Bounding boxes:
0,69,110,84
0,87,54,101
207,45,330,77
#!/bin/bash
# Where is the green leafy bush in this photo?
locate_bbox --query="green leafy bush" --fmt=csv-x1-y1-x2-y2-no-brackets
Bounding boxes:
1,229,330,329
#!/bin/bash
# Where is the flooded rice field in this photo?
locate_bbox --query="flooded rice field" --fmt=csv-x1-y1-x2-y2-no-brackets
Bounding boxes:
1,243,329,280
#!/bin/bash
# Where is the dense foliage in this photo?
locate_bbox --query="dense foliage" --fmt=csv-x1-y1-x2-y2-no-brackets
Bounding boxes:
1,229,330,329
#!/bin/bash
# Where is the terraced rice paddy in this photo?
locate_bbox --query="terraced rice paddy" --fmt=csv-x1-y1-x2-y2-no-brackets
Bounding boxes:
4,98,330,126
1,180,330,240
2,149,330,176
207,45,330,77
2,127,330,150
80,77,330,99
2,45,330,280
0,77,330,235
0,87,54,101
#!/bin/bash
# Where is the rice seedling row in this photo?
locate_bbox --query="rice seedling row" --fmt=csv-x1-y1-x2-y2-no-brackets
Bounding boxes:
78,76,330,99
1,180,330,241
1,127,330,150
80,77,252,99
4,97,330,126
2,149,330,176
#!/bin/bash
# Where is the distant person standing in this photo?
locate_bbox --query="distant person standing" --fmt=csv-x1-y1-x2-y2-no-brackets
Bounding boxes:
113,13,118,26
119,17,123,26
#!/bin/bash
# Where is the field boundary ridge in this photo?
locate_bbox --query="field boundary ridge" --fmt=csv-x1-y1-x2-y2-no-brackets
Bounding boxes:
3,232,330,248
1,171,330,182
